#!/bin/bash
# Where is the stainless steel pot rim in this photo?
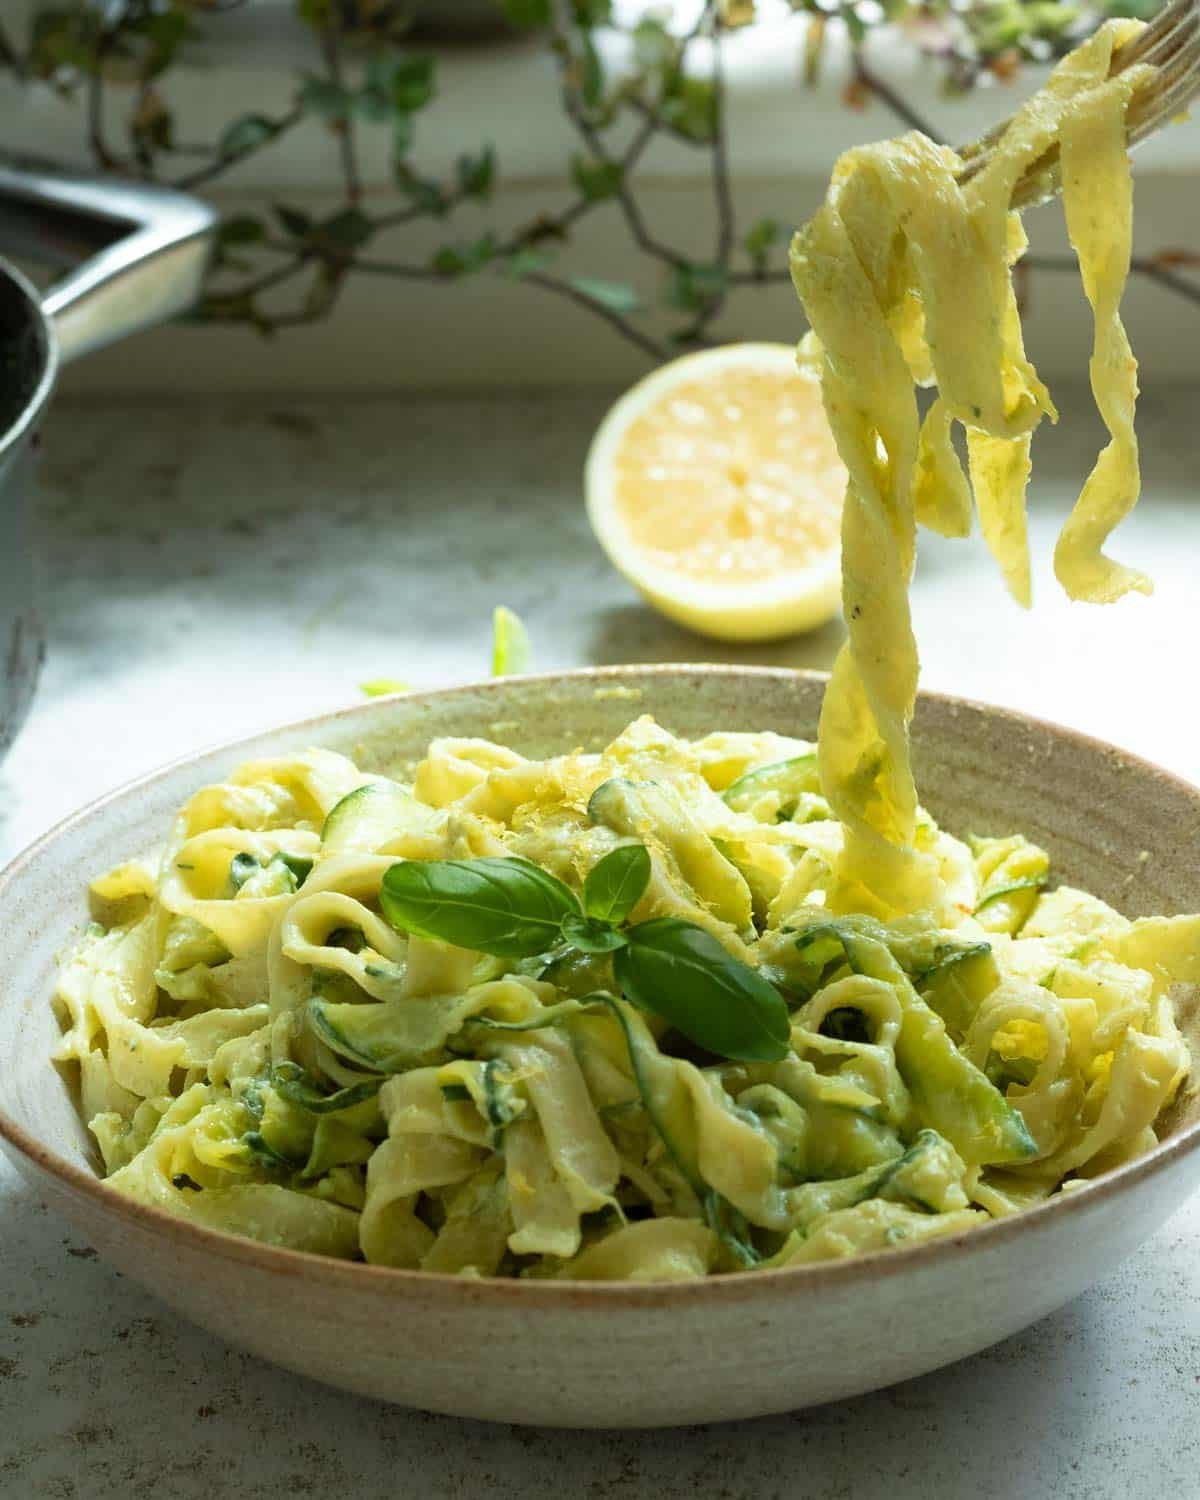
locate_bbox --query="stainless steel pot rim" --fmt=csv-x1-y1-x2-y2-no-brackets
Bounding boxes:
0,256,57,467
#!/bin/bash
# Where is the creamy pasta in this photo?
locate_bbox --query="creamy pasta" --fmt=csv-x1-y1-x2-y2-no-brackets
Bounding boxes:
57,722,1192,1278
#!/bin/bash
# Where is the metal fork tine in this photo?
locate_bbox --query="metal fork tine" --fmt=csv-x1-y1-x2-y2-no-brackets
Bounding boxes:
1116,0,1194,68
1136,15,1198,71
956,0,1200,202
1140,61,1200,135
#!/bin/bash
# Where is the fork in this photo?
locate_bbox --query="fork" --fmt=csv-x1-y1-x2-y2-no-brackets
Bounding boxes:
954,0,1200,208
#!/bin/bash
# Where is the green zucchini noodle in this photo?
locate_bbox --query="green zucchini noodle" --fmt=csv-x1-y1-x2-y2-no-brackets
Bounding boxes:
56,723,1193,1278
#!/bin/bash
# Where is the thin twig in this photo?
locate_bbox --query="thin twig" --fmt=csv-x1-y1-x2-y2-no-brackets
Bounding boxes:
208,258,310,301
853,48,945,143
325,257,451,280
549,1,690,270
522,270,669,360
0,22,21,74
711,18,734,270
319,24,361,206
86,55,119,170
680,8,736,341
1026,252,1200,309
1137,264,1200,307
726,266,792,286
174,107,304,192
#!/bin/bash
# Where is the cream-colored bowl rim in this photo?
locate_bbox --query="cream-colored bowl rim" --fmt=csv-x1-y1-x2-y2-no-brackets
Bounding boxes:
3,663,1198,1307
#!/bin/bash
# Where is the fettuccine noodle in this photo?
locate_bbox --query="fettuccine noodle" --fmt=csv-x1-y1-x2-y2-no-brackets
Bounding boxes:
789,20,1151,917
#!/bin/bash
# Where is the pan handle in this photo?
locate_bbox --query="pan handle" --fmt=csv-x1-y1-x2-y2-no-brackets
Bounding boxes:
0,157,216,364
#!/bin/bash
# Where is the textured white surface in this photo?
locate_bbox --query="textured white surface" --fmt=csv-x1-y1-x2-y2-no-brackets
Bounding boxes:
2,390,1200,1493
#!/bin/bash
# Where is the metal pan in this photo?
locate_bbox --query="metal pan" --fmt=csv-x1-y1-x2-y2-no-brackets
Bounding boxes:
0,161,215,755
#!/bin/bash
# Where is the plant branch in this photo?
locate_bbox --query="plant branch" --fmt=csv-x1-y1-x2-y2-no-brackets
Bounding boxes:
174,107,304,191
209,258,310,300
319,23,361,206
0,22,20,74
549,6,689,271
521,270,670,361
727,266,792,286
1026,252,1200,308
86,49,120,170
711,19,734,270
4,0,1199,355
852,48,945,144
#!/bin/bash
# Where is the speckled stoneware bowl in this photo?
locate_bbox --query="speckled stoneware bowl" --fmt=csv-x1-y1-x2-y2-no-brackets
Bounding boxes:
3,666,1200,1428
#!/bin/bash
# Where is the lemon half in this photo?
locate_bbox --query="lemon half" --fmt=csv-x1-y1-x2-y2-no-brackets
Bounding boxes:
585,343,846,643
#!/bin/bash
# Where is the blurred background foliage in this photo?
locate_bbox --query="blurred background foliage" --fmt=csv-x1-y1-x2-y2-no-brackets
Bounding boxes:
0,0,1186,356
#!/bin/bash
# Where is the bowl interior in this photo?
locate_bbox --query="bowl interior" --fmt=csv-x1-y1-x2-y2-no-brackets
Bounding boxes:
4,665,1200,1189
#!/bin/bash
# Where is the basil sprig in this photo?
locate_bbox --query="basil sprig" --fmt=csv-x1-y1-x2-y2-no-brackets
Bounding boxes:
380,842,789,1063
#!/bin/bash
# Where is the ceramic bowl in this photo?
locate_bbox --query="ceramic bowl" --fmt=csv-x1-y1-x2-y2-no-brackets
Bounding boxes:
2,666,1199,1428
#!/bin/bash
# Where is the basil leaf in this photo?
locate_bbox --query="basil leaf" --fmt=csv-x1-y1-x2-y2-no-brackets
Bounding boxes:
561,912,627,954
614,918,790,1063
582,843,651,925
380,856,580,957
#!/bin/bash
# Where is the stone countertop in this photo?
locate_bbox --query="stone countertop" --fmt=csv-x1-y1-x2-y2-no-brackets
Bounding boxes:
2,390,1199,1498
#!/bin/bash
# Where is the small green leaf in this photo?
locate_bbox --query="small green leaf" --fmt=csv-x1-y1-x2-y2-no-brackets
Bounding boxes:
391,56,435,112
502,250,553,280
561,912,628,954
632,16,675,69
570,153,623,202
665,262,726,313
219,215,266,248
661,76,717,142
360,678,410,698
431,234,497,279
297,0,333,24
396,166,447,214
219,113,278,159
318,208,374,248
299,74,351,121
844,9,867,44
568,276,639,314
492,605,531,675
583,844,651,926
356,87,394,124
432,245,467,276
743,216,782,268
273,203,313,239
615,918,790,1062
579,31,605,108
380,856,580,958
457,145,496,200
498,0,553,25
